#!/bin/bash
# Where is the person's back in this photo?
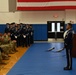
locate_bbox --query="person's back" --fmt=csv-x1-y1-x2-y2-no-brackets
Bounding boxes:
5,23,10,33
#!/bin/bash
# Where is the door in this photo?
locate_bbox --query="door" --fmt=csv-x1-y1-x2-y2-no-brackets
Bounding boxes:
47,21,65,39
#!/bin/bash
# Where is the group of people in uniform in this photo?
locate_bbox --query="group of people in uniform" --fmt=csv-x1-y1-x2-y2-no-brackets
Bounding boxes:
0,22,34,65
5,23,34,47
0,22,73,70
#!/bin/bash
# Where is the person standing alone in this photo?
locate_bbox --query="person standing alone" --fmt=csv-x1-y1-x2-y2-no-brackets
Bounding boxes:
64,23,74,70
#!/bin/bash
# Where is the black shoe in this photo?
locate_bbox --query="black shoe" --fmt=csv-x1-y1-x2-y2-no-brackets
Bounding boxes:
0,62,7,65
9,51,15,54
14,50,18,52
64,67,72,70
3,57,9,60
15,50,18,52
8,55,11,57
22,45,24,47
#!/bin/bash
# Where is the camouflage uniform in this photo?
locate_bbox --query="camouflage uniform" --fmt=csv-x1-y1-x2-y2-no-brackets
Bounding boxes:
1,33,14,54
0,50,2,63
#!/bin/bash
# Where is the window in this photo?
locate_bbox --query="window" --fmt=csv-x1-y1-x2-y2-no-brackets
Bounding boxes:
57,23,60,32
52,23,55,32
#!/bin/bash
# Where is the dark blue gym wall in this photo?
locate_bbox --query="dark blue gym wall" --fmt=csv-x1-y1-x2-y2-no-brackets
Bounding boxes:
32,24,47,41
0,24,76,41
0,24,6,33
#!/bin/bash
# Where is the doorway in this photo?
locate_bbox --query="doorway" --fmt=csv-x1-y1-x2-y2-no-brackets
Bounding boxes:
47,21,65,40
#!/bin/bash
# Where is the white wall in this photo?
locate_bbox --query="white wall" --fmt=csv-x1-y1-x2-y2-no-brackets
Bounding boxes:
0,10,76,24
0,12,19,24
0,0,9,12
0,11,65,24
18,11,65,24
65,10,76,24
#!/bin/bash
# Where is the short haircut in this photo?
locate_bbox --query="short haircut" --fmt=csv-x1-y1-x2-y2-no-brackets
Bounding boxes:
67,23,72,28
11,22,15,25
6,23,9,25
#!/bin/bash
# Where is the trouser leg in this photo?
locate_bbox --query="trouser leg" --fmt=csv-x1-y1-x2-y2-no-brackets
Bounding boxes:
66,48,72,68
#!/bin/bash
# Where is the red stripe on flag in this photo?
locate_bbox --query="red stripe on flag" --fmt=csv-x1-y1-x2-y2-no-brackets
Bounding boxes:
17,6,76,11
17,0,76,2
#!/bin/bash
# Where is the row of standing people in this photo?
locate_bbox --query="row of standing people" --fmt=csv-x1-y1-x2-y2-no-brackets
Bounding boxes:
5,23,34,47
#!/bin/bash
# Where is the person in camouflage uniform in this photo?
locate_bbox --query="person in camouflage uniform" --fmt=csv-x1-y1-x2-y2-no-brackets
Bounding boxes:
1,33,14,55
0,48,7,64
0,33,8,64
7,32,18,52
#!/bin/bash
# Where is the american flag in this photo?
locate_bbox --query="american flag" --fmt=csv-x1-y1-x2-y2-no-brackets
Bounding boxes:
17,0,76,11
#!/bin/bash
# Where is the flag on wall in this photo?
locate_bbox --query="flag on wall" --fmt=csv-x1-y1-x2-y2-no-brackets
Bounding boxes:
17,0,76,11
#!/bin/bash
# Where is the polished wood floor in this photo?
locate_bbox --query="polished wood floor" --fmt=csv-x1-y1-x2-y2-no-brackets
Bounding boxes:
0,47,29,75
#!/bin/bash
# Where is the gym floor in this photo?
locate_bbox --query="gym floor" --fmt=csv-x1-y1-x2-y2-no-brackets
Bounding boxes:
0,47,29,75
2,42,76,75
